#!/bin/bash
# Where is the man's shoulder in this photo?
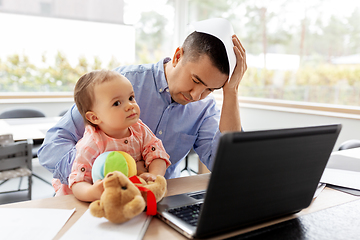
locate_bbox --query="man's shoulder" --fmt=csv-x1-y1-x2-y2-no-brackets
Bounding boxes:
114,62,155,76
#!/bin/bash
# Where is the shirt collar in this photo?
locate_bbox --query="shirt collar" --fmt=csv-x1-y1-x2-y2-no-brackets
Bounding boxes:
154,57,171,94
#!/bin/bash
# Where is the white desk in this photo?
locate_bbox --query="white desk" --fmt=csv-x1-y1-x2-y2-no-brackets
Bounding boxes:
0,174,359,240
321,147,360,192
0,117,60,141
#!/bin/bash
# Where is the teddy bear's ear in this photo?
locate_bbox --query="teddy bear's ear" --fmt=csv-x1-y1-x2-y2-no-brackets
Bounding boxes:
89,200,105,218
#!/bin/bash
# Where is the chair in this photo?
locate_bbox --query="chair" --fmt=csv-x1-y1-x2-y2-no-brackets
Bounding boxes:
0,108,45,158
59,109,68,116
0,109,45,119
181,148,198,175
338,139,360,151
0,139,33,200
0,108,52,186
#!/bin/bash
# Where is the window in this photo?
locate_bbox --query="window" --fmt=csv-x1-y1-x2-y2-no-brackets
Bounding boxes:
40,2,52,16
0,0,173,93
1,0,359,108
187,0,360,106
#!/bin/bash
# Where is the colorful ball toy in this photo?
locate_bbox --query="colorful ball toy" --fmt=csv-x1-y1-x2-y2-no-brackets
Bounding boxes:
92,151,137,182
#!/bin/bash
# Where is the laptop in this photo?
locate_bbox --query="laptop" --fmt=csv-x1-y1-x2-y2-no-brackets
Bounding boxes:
157,124,342,239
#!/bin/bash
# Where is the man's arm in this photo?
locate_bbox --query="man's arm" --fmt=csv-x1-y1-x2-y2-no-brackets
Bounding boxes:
38,104,85,185
219,35,247,133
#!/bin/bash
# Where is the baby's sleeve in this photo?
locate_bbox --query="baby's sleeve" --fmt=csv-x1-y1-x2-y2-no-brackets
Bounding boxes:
142,138,171,168
68,132,101,188
139,123,171,168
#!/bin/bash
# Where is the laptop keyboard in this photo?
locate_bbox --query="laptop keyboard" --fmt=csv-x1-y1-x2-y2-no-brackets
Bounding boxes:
168,202,203,226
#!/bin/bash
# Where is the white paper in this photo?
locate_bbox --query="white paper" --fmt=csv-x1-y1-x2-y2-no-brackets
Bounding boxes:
0,208,75,240
320,149,360,190
61,209,152,240
327,148,360,171
191,18,236,79
332,147,360,159
320,168,360,190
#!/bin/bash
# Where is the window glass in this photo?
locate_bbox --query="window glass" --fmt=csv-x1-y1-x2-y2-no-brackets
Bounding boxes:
0,0,174,92
187,0,360,106
1,0,360,108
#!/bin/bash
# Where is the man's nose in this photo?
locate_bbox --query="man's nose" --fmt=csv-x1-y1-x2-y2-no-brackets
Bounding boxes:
190,86,206,101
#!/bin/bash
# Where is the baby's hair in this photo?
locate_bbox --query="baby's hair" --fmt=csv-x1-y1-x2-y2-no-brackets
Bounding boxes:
74,70,121,127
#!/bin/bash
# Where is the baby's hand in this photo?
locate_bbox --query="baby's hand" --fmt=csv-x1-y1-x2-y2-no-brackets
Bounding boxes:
139,173,157,182
91,179,104,199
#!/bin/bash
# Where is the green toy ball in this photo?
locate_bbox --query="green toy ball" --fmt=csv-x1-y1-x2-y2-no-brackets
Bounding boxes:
92,151,137,182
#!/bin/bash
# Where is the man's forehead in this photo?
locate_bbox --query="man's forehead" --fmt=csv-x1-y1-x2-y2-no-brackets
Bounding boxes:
191,70,227,89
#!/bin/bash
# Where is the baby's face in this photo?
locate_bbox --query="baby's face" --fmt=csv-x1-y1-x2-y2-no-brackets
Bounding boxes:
91,75,140,135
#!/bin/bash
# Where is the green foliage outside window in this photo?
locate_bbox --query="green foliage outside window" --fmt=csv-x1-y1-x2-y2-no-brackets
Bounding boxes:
0,52,120,92
1,0,360,107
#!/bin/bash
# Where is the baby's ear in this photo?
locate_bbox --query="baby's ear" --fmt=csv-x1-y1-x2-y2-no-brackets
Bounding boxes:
85,111,101,125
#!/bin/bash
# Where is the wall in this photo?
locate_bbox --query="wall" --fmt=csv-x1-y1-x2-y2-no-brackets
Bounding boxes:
239,103,360,151
0,98,74,117
1,98,359,150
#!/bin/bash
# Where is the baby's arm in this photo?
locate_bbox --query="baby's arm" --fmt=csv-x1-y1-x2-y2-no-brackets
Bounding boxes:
136,160,148,175
139,158,166,182
72,180,104,202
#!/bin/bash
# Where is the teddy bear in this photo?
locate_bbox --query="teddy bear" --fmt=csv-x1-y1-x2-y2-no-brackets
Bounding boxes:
89,151,167,224
89,171,146,224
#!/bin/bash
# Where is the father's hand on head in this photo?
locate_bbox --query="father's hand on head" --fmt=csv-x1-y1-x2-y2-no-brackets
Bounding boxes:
223,34,247,92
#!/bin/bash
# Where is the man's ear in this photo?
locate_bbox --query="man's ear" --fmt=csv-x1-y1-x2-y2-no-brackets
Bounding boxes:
85,111,101,125
172,47,184,67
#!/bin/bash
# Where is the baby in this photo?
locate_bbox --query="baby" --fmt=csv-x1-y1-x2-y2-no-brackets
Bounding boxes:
52,70,170,202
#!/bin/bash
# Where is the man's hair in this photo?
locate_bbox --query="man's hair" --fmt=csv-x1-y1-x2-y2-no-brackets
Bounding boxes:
182,31,229,76
74,70,120,127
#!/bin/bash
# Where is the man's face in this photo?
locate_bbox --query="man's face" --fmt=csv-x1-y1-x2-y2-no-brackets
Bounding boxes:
166,49,229,105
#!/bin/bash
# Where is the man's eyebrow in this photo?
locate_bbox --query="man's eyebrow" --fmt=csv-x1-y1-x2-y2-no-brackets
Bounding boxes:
193,74,225,90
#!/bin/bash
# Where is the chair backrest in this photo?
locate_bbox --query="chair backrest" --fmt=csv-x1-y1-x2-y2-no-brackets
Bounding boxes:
59,109,68,117
338,139,360,151
0,139,33,172
0,108,45,119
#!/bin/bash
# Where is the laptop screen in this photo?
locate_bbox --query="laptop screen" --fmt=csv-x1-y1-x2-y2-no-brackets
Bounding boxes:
196,124,341,238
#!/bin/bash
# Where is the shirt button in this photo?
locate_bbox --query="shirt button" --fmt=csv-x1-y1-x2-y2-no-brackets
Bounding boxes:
81,167,85,172
124,140,128,144
166,89,169,92
159,130,163,135
159,88,163,92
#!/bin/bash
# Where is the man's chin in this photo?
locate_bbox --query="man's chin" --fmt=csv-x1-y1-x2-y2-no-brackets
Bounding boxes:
177,94,192,105
174,98,190,105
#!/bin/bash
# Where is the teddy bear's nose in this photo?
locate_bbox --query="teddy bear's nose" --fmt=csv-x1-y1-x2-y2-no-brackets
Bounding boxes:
122,186,127,190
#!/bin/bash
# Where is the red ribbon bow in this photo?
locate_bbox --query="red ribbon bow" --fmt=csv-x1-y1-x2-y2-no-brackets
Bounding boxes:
129,175,157,215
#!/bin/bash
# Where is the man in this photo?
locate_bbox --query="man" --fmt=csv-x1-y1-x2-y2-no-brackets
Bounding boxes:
38,18,247,184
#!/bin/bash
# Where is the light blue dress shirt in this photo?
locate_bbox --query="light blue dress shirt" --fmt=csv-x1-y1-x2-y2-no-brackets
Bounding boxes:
38,58,222,184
